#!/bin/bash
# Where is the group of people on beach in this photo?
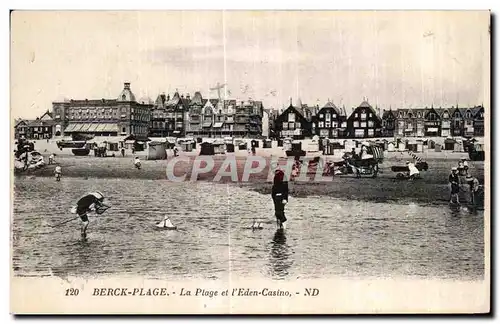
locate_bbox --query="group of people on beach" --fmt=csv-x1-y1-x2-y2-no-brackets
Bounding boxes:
448,159,481,206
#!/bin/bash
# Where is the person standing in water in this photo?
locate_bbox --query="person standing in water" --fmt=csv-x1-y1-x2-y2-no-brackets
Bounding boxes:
449,167,460,204
74,191,109,239
272,169,289,230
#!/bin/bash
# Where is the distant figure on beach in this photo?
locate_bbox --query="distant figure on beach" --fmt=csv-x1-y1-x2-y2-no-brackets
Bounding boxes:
73,191,109,239
173,147,179,157
406,161,420,180
449,167,460,205
272,169,289,230
121,147,125,157
48,153,55,165
54,164,62,181
134,156,141,169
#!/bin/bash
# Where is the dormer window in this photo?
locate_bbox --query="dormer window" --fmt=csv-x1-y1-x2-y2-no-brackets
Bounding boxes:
122,95,126,101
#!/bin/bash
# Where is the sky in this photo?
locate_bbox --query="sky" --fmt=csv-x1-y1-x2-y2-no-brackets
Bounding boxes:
10,10,490,119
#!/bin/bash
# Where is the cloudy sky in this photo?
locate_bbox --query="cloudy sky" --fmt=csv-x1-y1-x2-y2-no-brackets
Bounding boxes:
11,10,489,119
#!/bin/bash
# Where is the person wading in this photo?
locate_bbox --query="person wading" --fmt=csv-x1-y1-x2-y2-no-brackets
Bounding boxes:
74,191,109,239
272,169,289,230
449,167,460,205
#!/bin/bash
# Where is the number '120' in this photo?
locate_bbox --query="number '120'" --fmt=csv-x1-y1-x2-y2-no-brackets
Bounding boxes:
65,288,80,296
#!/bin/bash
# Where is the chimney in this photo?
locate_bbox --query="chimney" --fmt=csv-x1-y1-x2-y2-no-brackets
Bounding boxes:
124,82,131,90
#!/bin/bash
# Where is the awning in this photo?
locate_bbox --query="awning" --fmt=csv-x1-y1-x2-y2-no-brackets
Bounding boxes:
427,128,438,132
72,124,87,132
95,124,107,132
64,124,78,132
103,124,118,132
87,124,99,132
202,122,212,128
213,122,224,128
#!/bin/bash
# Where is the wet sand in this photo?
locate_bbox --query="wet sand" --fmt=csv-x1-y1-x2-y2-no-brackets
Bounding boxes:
17,154,485,206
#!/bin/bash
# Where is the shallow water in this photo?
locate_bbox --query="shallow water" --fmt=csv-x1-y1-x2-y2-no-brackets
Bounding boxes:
12,177,484,280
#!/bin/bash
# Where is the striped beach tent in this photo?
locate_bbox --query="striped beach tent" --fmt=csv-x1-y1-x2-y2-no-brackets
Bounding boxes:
407,150,424,162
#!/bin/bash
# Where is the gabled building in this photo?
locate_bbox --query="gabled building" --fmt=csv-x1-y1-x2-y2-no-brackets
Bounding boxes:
14,120,29,140
424,106,441,136
381,109,396,137
315,101,342,138
186,91,205,136
149,93,168,137
459,107,476,137
473,105,485,137
436,107,452,137
274,100,312,139
346,101,382,138
395,108,426,137
164,91,191,137
450,107,464,137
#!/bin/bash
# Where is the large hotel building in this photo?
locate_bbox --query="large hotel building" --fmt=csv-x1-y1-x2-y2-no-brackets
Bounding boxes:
50,82,264,138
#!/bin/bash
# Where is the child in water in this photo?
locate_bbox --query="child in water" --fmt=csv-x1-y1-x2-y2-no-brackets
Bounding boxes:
272,169,289,229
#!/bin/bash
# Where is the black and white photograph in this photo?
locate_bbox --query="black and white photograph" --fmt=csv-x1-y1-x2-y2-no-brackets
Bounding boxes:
9,9,490,314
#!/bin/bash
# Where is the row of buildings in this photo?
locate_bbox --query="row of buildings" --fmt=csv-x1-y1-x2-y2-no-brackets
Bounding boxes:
275,99,485,139
13,82,485,140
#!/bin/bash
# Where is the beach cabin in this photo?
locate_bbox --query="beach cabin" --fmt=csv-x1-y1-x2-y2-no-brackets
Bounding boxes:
444,138,456,151
200,142,215,155
146,140,168,160
212,139,225,154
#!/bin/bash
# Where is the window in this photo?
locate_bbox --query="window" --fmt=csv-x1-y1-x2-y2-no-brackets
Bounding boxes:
332,113,337,119
355,129,365,137
353,121,359,128
325,122,331,128
369,113,373,117
368,120,374,127
354,113,358,118
361,113,367,120
122,95,126,100
288,113,295,122
368,129,374,137
360,122,367,128
466,112,472,119
122,127,126,133
295,122,301,128
399,121,404,128
319,114,324,119
289,122,295,129
319,121,324,128
282,122,288,130
325,113,331,121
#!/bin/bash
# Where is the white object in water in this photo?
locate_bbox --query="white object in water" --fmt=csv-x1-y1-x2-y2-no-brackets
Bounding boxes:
251,220,263,230
70,206,78,214
156,216,176,229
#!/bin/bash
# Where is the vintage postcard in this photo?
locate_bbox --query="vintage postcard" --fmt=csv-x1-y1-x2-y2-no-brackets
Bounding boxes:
10,10,490,314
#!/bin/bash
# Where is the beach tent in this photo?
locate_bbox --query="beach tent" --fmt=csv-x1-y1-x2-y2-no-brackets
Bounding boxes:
146,140,168,160
200,142,215,155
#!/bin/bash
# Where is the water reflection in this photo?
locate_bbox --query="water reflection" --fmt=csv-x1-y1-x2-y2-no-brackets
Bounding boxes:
267,229,293,279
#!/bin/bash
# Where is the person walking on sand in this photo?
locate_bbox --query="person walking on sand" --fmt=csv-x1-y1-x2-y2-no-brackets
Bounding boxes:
134,156,141,169
449,167,460,205
72,191,110,239
54,164,62,181
272,169,289,230
121,147,125,157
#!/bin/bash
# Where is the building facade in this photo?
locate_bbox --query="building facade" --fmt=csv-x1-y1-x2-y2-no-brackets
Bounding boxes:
346,101,382,138
52,83,152,138
424,107,441,137
381,109,396,137
314,101,342,138
274,102,312,139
